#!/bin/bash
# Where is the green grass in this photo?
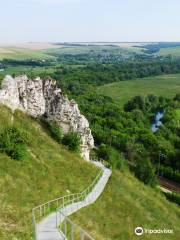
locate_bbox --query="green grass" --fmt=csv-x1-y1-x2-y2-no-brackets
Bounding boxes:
45,45,139,57
70,170,180,240
0,105,99,240
4,66,55,75
98,74,180,106
0,47,55,60
158,46,180,57
175,109,180,119
0,66,57,83
0,104,179,240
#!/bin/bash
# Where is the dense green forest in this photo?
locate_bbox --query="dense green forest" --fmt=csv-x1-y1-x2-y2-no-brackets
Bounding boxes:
44,60,180,98
72,92,180,186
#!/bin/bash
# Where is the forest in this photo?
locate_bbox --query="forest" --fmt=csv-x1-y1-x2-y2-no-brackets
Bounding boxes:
49,60,180,92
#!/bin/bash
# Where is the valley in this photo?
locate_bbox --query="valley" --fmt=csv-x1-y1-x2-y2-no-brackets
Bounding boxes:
0,42,180,239
1,0,180,238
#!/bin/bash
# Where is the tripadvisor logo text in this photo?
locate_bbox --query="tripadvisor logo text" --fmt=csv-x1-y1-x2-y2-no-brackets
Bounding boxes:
135,227,173,236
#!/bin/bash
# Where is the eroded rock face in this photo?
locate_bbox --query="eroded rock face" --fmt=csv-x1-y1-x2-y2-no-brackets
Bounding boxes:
0,75,94,160
0,75,20,111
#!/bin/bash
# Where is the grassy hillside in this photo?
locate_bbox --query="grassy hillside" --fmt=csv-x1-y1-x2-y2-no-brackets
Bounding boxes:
0,105,99,240
0,47,55,60
70,170,180,240
98,74,180,106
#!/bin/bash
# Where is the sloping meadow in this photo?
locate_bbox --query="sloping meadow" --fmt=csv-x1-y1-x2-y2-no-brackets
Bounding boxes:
70,170,180,240
0,105,99,239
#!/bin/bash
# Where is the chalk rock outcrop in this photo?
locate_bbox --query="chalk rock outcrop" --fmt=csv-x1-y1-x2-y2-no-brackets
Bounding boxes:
0,75,94,160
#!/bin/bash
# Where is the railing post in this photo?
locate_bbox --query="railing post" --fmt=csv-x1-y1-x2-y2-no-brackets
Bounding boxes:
71,223,74,240
48,202,50,213
64,217,67,237
80,229,85,240
44,204,46,216
71,197,73,213
40,206,42,217
32,210,36,240
63,197,64,208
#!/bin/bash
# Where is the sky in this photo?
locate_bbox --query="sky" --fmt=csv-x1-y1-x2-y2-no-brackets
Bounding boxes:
0,0,180,43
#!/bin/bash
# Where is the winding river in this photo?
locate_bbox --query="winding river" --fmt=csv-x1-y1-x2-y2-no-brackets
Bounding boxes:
151,111,165,133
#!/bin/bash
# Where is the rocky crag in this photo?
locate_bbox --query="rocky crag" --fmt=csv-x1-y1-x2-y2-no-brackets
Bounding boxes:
0,75,94,160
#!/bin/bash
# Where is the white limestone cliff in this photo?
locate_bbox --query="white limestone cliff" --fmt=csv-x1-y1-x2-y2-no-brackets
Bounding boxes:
0,75,94,160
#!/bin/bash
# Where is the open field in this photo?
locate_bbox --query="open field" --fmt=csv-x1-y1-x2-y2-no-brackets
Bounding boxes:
158,46,180,57
0,66,56,80
98,74,180,106
0,47,56,60
0,43,140,61
0,105,98,239
2,42,180,60
70,170,180,240
0,42,60,50
44,43,143,57
46,44,126,54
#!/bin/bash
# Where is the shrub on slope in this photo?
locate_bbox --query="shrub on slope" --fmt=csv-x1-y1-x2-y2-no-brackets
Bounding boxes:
0,126,28,161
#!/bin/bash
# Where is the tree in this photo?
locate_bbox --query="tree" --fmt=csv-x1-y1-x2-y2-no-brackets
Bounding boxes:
134,156,157,187
97,144,125,170
62,131,81,152
124,96,145,112
46,120,63,143
0,126,27,161
174,93,180,102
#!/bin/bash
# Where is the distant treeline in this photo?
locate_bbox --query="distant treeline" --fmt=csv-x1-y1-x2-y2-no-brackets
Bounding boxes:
55,43,117,47
136,42,180,54
158,166,180,183
1,59,53,67
50,60,180,94
164,192,180,206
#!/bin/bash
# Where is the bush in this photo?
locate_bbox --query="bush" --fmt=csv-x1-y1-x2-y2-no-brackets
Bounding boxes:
45,120,63,143
164,192,180,206
62,131,81,152
97,144,125,170
158,166,180,183
11,144,27,160
133,156,157,187
0,126,27,161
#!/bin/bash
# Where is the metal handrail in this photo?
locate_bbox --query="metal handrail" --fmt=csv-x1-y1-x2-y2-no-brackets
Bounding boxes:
57,171,104,240
32,167,103,239
60,213,94,240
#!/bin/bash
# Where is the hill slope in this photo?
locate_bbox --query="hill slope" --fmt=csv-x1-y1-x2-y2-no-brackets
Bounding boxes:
98,74,180,106
70,170,180,240
0,105,98,239
0,105,180,240
0,47,55,60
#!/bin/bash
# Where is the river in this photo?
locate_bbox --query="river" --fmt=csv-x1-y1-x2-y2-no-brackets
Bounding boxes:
151,111,165,133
